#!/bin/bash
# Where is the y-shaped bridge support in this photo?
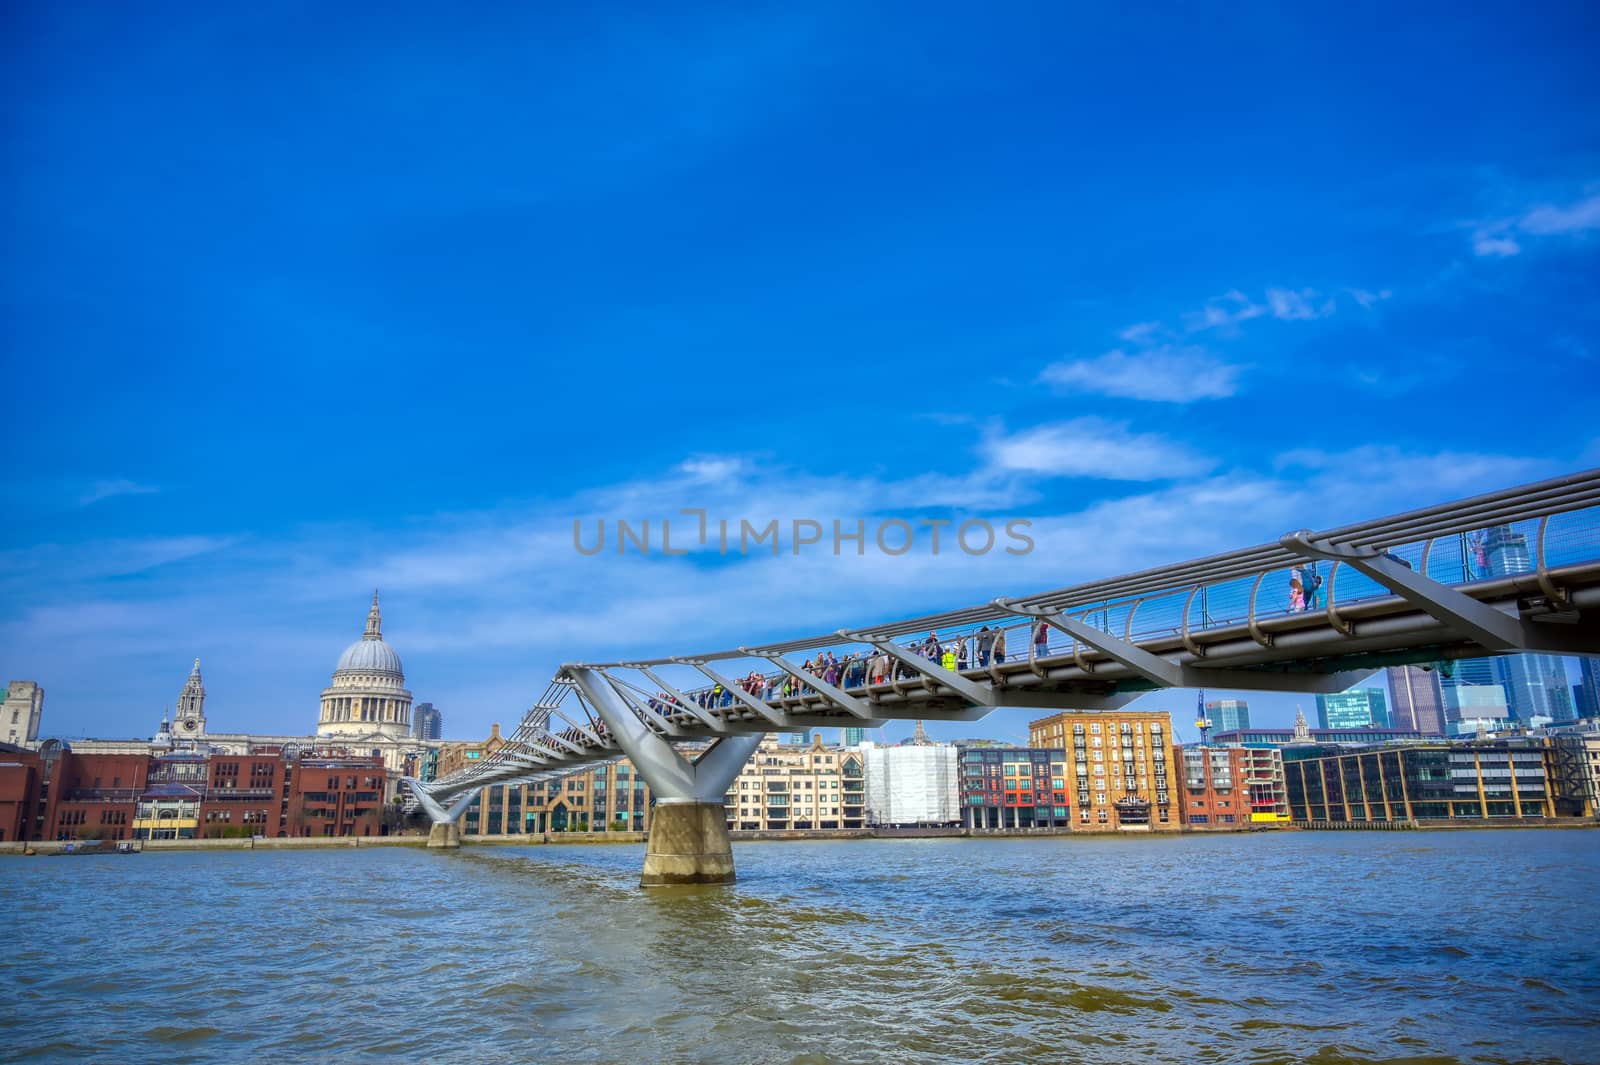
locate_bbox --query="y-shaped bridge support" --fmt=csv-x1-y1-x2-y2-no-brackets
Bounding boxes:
568,667,762,886
405,781,484,849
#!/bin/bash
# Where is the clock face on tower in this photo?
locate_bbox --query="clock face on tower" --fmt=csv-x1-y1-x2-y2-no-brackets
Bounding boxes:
182,719,199,732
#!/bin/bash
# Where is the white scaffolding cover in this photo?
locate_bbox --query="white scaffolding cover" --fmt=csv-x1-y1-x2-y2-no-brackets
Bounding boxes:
862,743,960,826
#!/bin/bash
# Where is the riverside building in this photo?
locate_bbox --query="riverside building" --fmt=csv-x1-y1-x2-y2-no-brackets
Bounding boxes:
958,746,1070,829
1177,744,1290,828
727,738,865,831
0,742,389,842
861,739,959,827
1029,710,1179,831
1282,739,1563,823
444,735,869,836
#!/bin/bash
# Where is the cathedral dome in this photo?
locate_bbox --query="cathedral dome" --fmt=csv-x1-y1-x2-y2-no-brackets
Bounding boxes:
336,638,403,677
333,592,404,679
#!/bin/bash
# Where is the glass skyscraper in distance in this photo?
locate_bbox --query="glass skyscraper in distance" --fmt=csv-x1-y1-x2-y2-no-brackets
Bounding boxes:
1387,666,1446,735
1316,687,1390,729
412,702,443,741
1204,699,1250,732
1477,525,1572,722
1576,657,1600,719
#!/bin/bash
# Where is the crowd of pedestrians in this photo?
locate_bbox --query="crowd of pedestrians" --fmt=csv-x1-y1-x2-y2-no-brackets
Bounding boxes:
634,622,1044,719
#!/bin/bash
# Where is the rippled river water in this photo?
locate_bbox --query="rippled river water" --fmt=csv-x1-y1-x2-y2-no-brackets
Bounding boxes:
3,831,1598,1064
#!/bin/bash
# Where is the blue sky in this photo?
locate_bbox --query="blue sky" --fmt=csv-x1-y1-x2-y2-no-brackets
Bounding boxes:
3,3,1597,744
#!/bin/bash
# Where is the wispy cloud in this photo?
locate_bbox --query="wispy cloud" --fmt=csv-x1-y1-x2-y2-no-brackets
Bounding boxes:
78,479,159,507
1275,446,1548,497
1473,231,1521,257
1347,287,1393,309
676,455,750,482
1519,192,1600,236
1185,286,1348,331
1265,287,1335,321
1185,289,1266,331
1472,189,1600,257
0,535,235,587
980,418,1214,481
1038,346,1243,402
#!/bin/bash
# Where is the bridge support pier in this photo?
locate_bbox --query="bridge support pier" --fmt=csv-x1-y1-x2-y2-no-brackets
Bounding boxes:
404,781,482,852
427,822,461,849
568,666,761,887
642,801,736,886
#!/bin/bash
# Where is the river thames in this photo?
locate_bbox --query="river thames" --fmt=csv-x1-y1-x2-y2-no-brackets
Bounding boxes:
3,831,1597,1064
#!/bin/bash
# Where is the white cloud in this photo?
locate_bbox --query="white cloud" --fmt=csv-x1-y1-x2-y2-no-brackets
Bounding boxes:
1184,286,1344,329
1518,192,1600,236
1473,231,1521,258
1347,288,1393,308
78,479,159,507
1037,346,1243,402
1274,446,1548,498
979,418,1215,481
1265,287,1335,321
1118,320,1162,343
1471,190,1600,257
1185,289,1265,331
676,455,749,482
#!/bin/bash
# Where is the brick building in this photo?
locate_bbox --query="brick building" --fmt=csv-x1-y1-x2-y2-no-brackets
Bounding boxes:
958,746,1071,829
0,745,41,842
0,743,388,842
198,753,285,837
1029,710,1179,831
1177,745,1290,829
282,753,387,837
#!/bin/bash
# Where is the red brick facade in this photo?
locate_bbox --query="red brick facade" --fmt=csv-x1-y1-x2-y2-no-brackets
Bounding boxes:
0,744,388,842
282,755,387,838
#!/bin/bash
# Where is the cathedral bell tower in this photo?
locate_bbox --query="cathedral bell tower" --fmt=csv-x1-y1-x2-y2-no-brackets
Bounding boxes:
175,659,207,739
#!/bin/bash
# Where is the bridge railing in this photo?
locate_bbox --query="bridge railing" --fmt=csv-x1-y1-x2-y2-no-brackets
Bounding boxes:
580,475,1600,725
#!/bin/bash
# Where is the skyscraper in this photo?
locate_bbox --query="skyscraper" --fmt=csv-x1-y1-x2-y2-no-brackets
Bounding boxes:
1315,687,1390,729
1575,657,1600,719
1386,666,1446,735
842,727,865,746
1441,657,1502,723
1204,698,1250,732
1479,526,1570,722
413,702,443,741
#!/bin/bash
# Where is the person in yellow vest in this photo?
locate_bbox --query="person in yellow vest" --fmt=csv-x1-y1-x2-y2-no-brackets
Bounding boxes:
941,648,957,671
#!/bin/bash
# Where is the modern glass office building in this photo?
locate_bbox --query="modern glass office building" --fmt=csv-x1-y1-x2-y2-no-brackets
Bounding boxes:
1282,740,1556,822
1315,687,1390,729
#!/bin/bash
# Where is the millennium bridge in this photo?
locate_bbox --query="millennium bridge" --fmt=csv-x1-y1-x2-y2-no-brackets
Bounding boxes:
406,468,1600,885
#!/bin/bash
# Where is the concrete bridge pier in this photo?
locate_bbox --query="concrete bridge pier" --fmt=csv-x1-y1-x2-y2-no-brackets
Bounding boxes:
567,666,761,887
427,822,462,849
405,781,483,851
